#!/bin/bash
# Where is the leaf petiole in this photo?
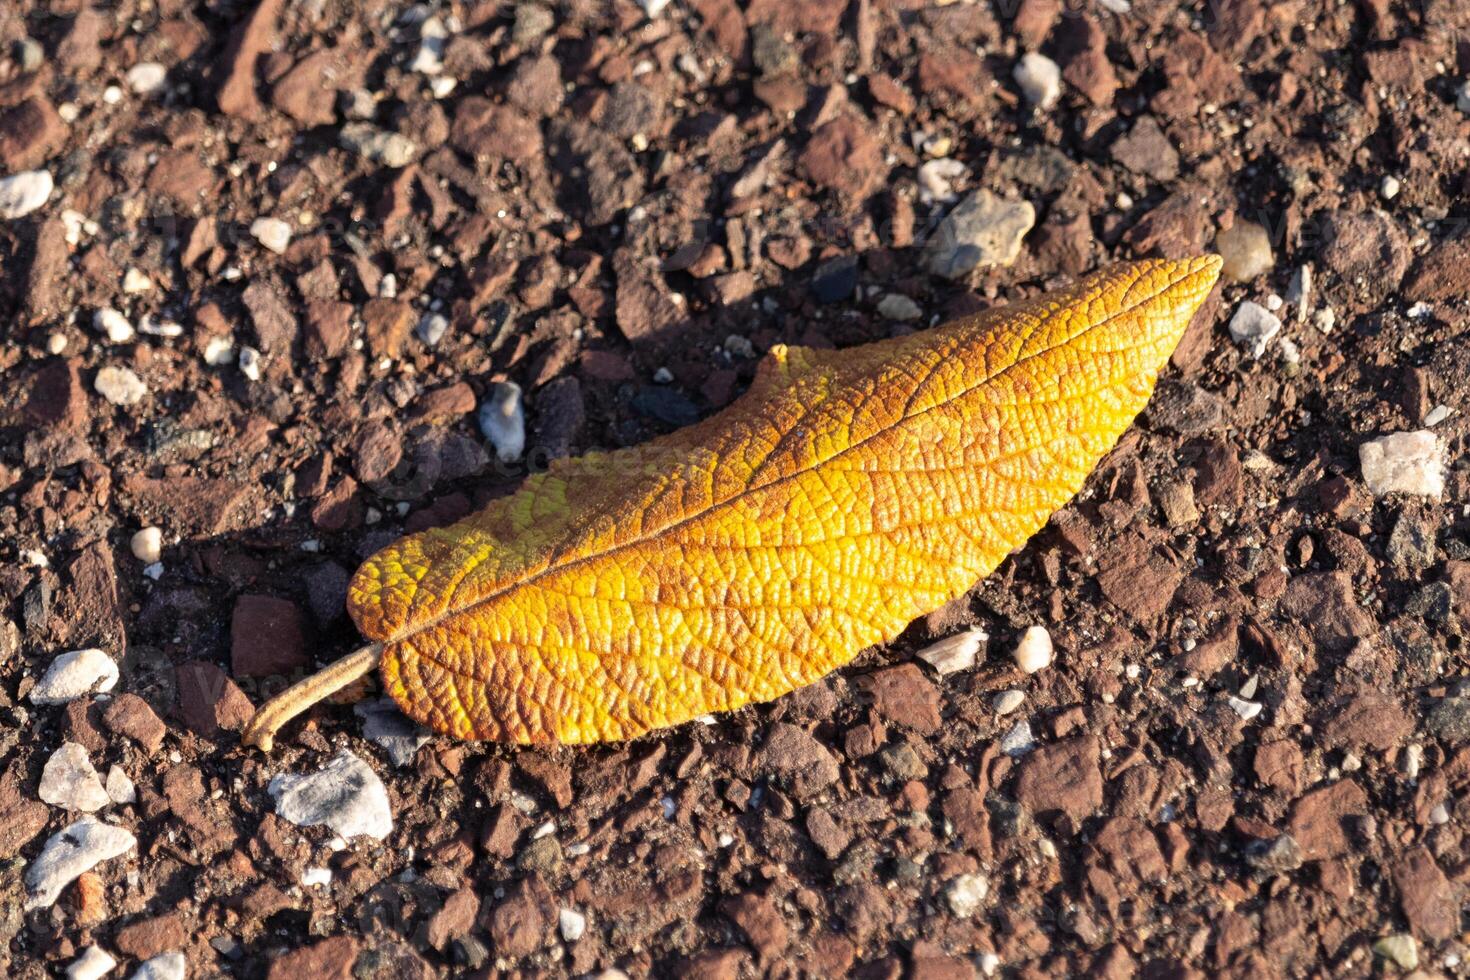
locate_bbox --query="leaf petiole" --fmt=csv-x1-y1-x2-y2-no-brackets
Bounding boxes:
240,643,383,751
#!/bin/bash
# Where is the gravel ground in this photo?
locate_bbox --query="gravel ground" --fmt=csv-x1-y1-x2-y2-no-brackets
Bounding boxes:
3,0,1470,977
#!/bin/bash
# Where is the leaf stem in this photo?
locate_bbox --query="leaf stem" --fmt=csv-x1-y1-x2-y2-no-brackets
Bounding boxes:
240,643,383,751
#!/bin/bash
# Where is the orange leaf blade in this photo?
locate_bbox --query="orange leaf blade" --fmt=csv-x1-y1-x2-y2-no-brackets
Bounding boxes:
349,257,1221,743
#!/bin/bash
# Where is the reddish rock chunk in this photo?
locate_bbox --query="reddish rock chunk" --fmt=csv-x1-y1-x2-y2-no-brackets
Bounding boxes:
854,664,942,734
426,888,482,951
353,421,402,484
484,875,555,958
1288,780,1368,860
1253,740,1306,796
721,892,789,959
176,661,255,736
799,114,887,202
114,913,188,960
1090,817,1168,882
411,383,477,423
1280,572,1374,652
757,722,840,799
1095,539,1184,622
0,97,68,171
1392,847,1457,941
265,935,360,980
1013,735,1104,823
303,301,353,359
361,298,415,359
230,595,310,678
24,359,88,433
1321,692,1413,751
101,693,167,755
1404,236,1470,302
217,0,284,118
1317,209,1411,299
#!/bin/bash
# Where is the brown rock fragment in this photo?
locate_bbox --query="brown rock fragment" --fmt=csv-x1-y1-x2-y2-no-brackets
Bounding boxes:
217,0,283,118
1013,736,1103,823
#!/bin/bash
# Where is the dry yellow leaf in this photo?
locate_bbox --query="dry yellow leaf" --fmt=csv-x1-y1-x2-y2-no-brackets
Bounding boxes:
244,256,1221,749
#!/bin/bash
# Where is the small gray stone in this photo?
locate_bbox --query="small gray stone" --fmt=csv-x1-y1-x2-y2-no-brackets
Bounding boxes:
1227,301,1281,359
1386,512,1435,570
355,699,430,767
992,690,1025,715
25,817,138,909
877,293,923,321
339,123,418,168
1244,833,1303,874
1148,380,1225,436
925,190,1035,279
479,381,525,463
1000,719,1036,757
268,748,393,840
1426,697,1470,745
39,743,110,813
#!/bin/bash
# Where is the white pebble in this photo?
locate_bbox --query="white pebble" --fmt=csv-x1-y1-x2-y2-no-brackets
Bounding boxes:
139,314,182,338
1458,79,1470,113
130,527,162,563
47,333,68,355
67,945,117,980
944,873,990,917
30,649,119,705
559,907,587,942
917,158,968,205
915,627,986,676
25,817,137,909
250,217,293,255
39,743,111,813
992,689,1025,715
95,366,148,406
1227,301,1281,359
1380,175,1401,200
1227,696,1262,721
129,952,186,980
1359,431,1444,498
1312,307,1335,334
479,382,526,463
268,749,394,840
1012,625,1053,674
0,170,54,219
121,268,153,294
637,0,672,16
1013,52,1061,110
126,62,168,95
94,308,135,343
1424,405,1451,427
203,336,235,365
301,867,332,887
238,345,263,382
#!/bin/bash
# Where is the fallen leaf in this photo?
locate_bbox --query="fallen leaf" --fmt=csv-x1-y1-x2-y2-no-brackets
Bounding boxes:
247,257,1221,748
